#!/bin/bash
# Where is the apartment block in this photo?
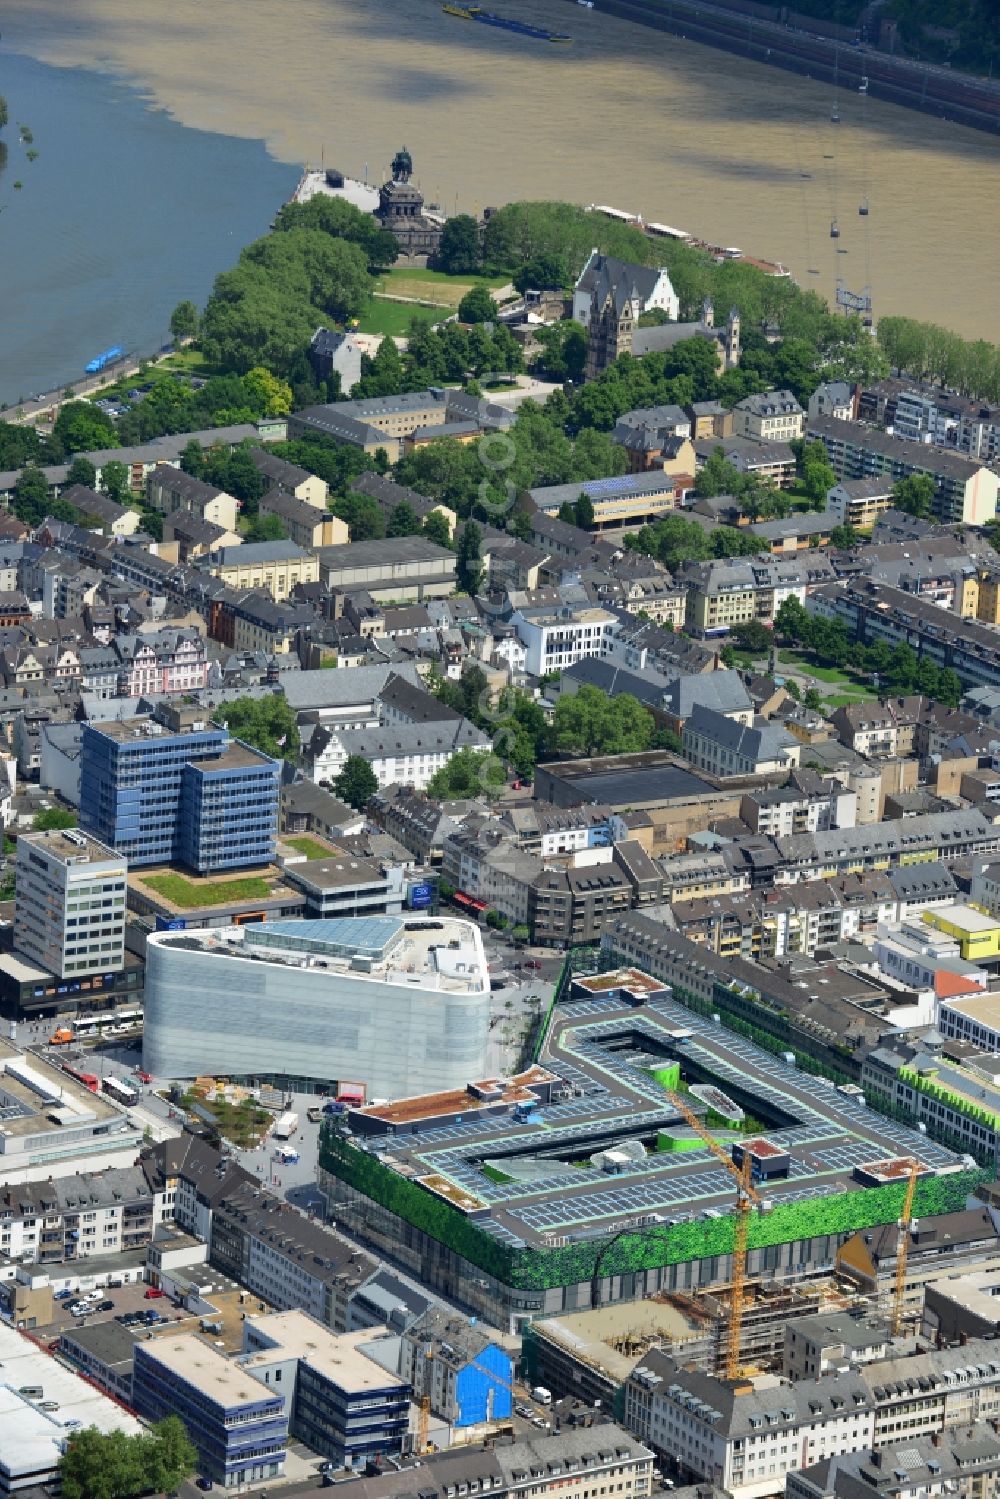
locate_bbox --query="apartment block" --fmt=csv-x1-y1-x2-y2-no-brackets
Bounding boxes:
13,829,126,981
732,389,804,442
806,416,1000,526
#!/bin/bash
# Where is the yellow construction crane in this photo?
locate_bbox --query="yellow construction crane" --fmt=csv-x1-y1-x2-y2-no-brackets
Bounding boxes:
891,1160,921,1338
667,1089,762,1382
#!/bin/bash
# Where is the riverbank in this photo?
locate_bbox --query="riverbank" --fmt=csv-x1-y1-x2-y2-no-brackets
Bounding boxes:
585,0,1000,135
3,0,999,343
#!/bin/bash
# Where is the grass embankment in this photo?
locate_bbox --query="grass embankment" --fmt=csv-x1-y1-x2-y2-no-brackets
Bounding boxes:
284,835,332,860
142,872,272,908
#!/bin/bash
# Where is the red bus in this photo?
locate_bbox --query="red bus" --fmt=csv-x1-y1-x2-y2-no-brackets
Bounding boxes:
63,1063,99,1093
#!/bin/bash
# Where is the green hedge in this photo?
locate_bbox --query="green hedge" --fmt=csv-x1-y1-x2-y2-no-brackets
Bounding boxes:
320,1129,988,1293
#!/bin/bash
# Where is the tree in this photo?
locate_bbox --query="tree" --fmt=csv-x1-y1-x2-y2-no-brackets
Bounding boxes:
388,500,422,537
244,512,287,543
730,619,773,654
60,1417,196,1499
169,300,200,341
332,490,385,542
101,460,131,504
456,520,484,594
695,447,741,499
355,336,404,399
435,214,481,275
802,450,836,509
893,472,936,519
34,807,77,831
52,401,119,456
830,523,861,549
513,253,567,293
803,687,824,712
422,510,452,548
65,456,98,489
13,466,51,524
532,321,587,383
242,366,294,417
335,755,379,810
550,686,654,757
426,748,506,800
458,284,497,325
214,695,299,760
574,492,595,530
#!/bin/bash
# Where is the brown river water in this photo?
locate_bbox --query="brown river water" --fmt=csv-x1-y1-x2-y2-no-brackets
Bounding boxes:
4,0,1000,340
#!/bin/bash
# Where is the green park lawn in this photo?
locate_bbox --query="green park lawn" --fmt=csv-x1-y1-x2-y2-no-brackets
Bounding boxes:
142,872,272,909
358,299,442,338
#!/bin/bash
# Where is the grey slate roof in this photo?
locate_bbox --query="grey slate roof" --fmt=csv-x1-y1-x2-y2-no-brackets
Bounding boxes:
663,669,753,720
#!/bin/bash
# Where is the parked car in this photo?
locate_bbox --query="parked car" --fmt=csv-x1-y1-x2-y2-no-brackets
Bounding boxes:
98,1300,115,1312
196,1479,214,1491
55,1290,74,1301
144,1287,165,1299
524,959,542,970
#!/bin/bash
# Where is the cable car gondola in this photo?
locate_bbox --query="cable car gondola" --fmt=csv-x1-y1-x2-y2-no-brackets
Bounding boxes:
830,218,840,238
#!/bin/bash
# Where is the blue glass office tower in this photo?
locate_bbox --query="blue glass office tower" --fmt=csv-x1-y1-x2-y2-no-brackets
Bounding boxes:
80,712,280,872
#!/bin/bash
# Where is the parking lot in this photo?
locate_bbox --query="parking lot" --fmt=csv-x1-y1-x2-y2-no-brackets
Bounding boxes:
38,1278,185,1342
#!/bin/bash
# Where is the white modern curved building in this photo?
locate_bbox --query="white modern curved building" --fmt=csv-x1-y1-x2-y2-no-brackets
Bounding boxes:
142,915,491,1096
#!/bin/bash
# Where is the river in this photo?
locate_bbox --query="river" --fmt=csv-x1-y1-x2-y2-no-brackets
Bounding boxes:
1,0,999,398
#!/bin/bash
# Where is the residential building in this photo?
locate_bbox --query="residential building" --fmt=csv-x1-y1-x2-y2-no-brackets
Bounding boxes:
787,1433,1000,1499
512,603,618,676
693,435,797,487
826,478,895,530
58,482,142,537
114,628,210,696
809,578,1000,689
731,389,804,442
146,465,240,532
861,1041,1000,1164
623,1348,874,1499
0,1163,156,1265
241,1311,411,1467
806,415,1000,525
308,328,365,395
79,705,281,872
782,1313,890,1381
400,1306,512,1427
132,1334,288,1489
682,704,801,777
258,488,348,549
248,447,329,509
807,381,855,421
771,808,998,884
13,829,126,982
205,541,320,601
529,861,634,946
143,914,490,1094
350,472,457,539
829,703,899,758
661,670,754,731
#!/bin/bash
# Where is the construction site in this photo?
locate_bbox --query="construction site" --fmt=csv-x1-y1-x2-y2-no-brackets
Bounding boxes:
318,968,986,1334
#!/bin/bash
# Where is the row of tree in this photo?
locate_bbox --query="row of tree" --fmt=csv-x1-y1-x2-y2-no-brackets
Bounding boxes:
774,596,963,707
877,315,1000,403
